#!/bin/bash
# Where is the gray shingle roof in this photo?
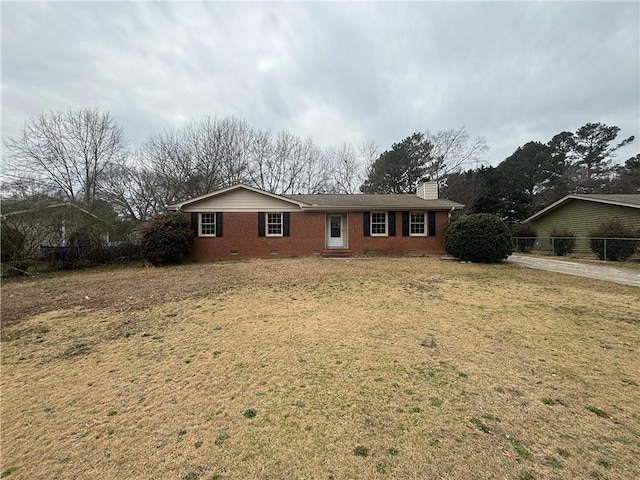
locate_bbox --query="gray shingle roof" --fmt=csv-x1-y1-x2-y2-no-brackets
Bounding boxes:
285,194,463,210
523,193,640,223
572,194,640,207
167,184,465,211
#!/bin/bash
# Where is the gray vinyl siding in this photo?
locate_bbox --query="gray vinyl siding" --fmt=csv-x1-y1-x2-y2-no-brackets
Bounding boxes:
529,199,640,252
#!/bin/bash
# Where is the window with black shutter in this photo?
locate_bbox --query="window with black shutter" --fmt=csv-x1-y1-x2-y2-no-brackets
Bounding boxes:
370,212,387,236
363,212,371,237
215,212,223,237
191,212,198,235
266,213,283,236
388,211,396,237
402,211,410,237
428,211,436,237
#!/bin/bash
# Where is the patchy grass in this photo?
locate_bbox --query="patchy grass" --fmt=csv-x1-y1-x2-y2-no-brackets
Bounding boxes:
510,438,532,460
0,467,18,478
586,405,610,418
353,445,369,457
1,257,639,479
544,456,563,469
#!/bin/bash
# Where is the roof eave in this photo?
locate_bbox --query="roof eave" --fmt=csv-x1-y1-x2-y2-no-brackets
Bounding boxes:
523,194,640,223
167,184,310,210
300,204,464,212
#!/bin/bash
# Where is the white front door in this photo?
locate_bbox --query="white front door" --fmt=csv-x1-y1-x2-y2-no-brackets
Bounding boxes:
327,214,345,248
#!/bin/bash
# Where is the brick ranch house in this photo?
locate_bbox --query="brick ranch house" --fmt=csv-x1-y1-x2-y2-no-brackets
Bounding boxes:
167,182,463,260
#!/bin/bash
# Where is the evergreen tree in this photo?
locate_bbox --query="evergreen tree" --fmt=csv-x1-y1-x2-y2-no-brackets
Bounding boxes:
610,155,640,193
360,133,432,193
567,122,634,193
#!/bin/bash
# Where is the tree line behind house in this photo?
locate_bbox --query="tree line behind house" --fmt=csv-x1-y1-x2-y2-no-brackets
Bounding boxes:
1,109,637,268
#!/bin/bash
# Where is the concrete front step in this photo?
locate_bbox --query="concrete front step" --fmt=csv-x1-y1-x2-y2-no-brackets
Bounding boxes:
321,249,353,258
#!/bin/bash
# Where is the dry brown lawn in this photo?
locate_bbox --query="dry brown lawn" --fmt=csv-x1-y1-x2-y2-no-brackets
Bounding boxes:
1,257,639,480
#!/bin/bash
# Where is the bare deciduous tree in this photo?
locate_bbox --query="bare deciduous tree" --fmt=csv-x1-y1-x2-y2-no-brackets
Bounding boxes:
324,142,365,194
4,109,127,210
425,127,488,184
137,116,254,207
101,157,164,221
247,130,328,194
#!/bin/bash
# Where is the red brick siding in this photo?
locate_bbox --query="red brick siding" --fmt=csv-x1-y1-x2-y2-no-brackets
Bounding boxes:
346,211,448,256
188,211,325,260
186,210,449,260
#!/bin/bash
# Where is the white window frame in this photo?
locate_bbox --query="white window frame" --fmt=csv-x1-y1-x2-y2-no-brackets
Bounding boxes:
266,212,283,237
410,211,426,236
199,213,216,237
370,211,387,236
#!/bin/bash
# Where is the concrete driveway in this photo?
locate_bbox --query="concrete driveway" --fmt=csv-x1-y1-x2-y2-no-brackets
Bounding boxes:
508,254,640,287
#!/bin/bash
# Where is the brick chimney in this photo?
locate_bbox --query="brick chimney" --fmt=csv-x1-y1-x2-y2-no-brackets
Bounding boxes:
416,181,438,200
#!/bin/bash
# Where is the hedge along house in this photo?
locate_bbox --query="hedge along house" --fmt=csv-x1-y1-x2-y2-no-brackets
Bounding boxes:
167,182,463,260
523,194,640,252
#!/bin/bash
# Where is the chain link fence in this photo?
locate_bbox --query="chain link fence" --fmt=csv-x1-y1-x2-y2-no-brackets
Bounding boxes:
513,236,640,261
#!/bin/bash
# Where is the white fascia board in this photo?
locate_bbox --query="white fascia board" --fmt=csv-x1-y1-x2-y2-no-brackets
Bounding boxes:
168,184,310,211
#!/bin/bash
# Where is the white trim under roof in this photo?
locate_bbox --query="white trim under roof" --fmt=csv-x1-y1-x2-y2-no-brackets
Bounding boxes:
167,184,310,211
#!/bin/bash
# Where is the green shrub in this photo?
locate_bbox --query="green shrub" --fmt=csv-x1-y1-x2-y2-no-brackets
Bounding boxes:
444,214,512,263
550,227,575,256
140,212,194,266
512,223,537,253
0,221,26,262
588,219,638,261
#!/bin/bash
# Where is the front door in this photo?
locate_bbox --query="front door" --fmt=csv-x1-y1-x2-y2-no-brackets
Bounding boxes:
327,214,345,248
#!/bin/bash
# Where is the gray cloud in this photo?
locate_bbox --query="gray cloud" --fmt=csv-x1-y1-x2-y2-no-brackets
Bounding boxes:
2,1,638,166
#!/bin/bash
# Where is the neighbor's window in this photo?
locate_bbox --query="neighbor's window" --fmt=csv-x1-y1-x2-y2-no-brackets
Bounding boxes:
267,213,283,236
410,212,426,235
371,212,387,235
200,213,216,236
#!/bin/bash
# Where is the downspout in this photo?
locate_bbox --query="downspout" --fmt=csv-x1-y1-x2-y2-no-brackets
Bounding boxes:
448,206,455,220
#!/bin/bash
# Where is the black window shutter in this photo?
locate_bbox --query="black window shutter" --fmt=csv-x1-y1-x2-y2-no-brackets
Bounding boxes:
428,211,436,237
191,212,199,236
258,212,265,237
216,212,223,237
283,212,290,237
388,211,396,237
402,211,410,236
363,212,371,237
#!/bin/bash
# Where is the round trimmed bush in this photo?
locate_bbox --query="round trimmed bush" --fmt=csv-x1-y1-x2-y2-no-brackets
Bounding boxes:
140,212,194,266
444,214,512,263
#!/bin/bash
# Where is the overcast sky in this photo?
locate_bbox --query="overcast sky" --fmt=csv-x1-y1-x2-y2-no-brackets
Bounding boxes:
2,1,639,168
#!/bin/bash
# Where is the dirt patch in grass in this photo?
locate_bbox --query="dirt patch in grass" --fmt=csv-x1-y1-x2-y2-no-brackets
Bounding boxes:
2,257,639,479
0,260,334,330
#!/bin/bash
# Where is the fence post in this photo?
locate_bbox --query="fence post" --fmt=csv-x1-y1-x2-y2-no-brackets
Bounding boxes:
604,238,607,261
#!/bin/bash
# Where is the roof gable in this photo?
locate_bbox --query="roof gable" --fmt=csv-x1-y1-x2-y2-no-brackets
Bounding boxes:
168,184,308,212
1,202,107,222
